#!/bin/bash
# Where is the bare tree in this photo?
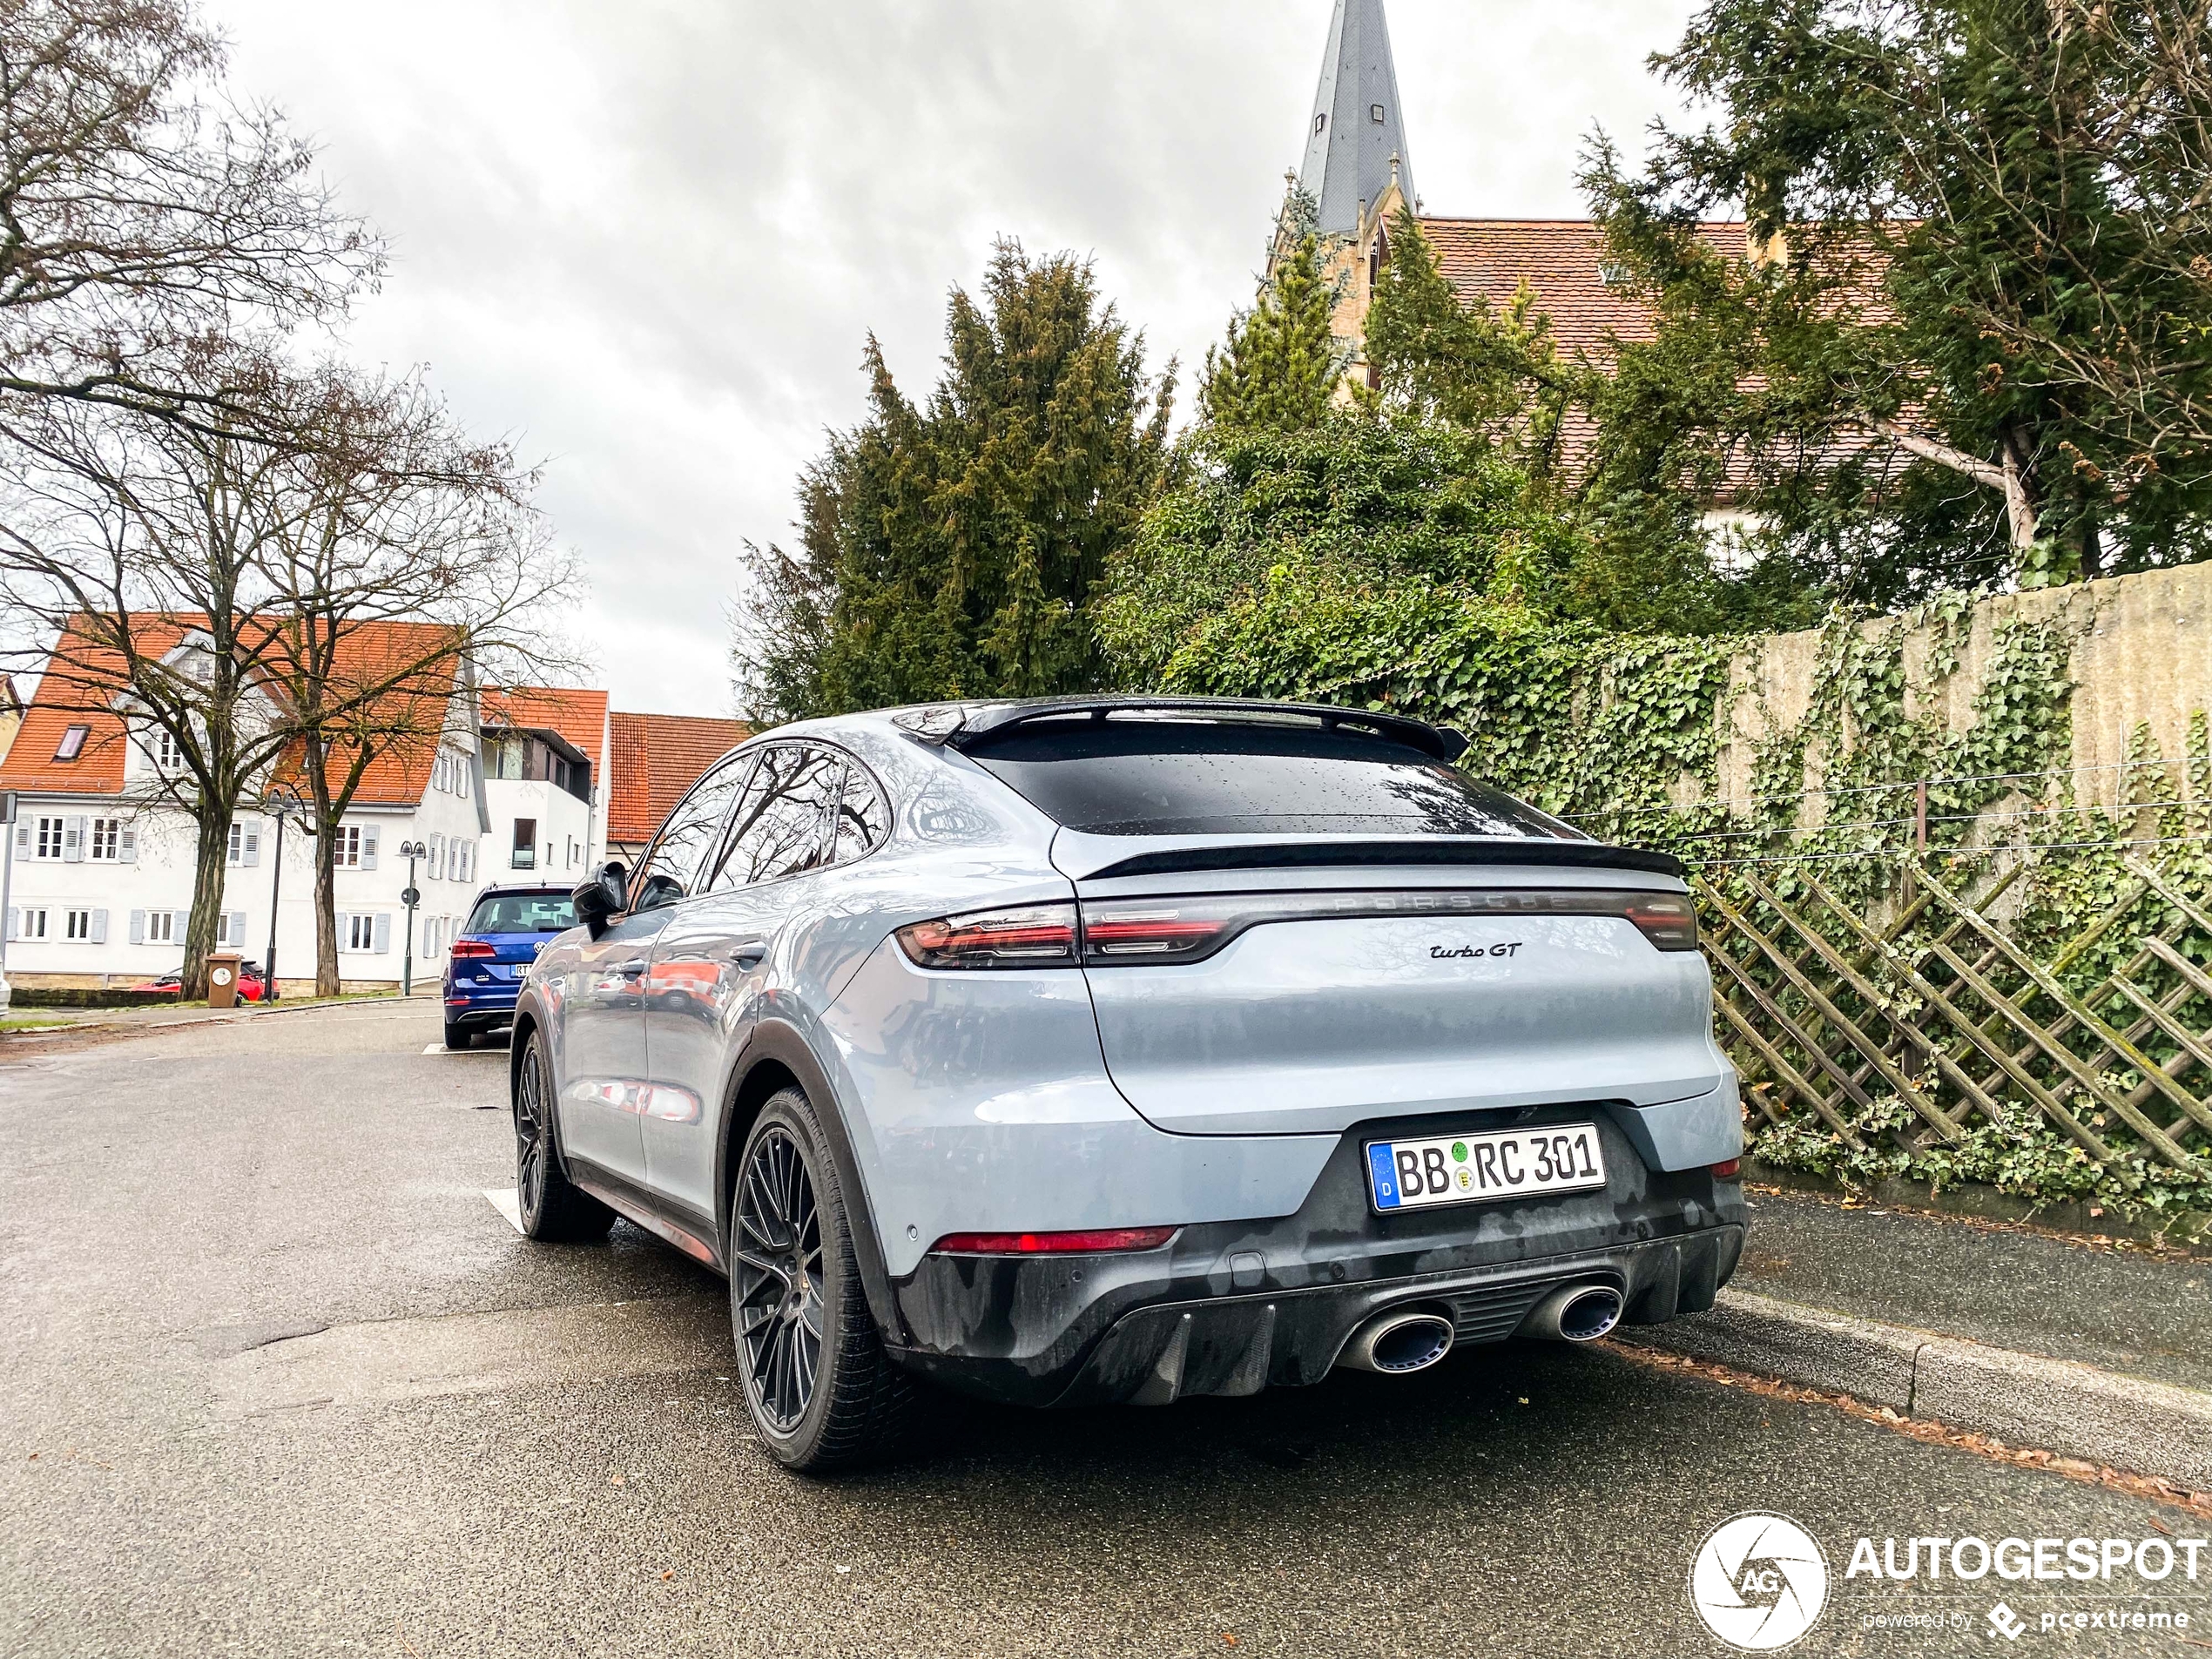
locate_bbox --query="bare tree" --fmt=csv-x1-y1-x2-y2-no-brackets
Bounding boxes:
0,356,581,998
0,0,379,432
248,366,583,995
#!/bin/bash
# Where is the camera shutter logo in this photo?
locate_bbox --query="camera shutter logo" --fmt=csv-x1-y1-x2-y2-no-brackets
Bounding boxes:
1689,1513,1830,1650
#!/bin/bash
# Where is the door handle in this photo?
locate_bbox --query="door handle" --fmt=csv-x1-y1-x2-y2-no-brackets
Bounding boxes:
729,941,767,968
617,961,646,978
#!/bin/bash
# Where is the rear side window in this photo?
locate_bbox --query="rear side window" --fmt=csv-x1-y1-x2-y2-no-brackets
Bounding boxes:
708,744,843,889
831,760,890,863
963,717,1581,840
464,892,577,934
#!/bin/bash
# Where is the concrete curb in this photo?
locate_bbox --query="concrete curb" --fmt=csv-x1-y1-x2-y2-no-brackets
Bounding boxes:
1615,1289,2212,1491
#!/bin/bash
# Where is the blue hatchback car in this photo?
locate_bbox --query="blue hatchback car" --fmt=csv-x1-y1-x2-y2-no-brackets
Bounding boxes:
443,886,578,1050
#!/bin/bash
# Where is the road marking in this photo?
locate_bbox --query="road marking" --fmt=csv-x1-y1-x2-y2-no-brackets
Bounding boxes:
485,1187,524,1233
209,1294,727,1417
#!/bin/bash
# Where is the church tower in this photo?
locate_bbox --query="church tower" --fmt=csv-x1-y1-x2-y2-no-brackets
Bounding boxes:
1298,0,1417,239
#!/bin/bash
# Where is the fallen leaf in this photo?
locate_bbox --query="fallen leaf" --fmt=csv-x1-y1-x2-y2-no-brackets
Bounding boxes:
609,1474,625,1487
660,1570,674,1581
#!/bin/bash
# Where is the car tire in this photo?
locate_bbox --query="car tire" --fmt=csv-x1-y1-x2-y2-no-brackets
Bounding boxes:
512,1029,616,1243
444,1022,473,1050
729,1086,913,1474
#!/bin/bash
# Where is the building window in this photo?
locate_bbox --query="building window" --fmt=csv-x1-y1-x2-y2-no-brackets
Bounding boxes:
151,729,181,772
1314,112,1325,134
511,818,536,871
54,724,89,762
335,825,362,868
347,913,375,951
89,818,120,861
34,817,63,860
146,910,175,945
19,907,47,941
1370,103,1386,124
64,907,92,941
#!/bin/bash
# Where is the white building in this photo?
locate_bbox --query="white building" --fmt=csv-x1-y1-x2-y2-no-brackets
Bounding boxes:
478,687,610,887
0,621,491,992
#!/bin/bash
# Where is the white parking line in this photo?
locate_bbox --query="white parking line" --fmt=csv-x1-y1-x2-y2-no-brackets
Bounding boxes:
485,1188,524,1234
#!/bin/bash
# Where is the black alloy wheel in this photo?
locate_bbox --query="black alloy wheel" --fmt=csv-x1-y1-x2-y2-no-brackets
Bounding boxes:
732,1128,826,1432
512,1031,615,1242
726,1087,913,1471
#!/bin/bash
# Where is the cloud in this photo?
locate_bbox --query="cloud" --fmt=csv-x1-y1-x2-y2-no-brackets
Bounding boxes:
205,0,1702,715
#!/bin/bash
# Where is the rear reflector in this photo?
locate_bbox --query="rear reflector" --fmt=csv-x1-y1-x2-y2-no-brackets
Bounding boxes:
1710,1158,1742,1179
930,1226,1178,1255
449,939,497,960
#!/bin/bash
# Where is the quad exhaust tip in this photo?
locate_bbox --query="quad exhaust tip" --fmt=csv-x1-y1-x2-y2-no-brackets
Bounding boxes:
1339,1308,1455,1374
1522,1282,1624,1343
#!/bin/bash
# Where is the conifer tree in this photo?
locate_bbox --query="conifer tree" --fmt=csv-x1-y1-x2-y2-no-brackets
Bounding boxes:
734,242,1174,719
1198,192,1341,432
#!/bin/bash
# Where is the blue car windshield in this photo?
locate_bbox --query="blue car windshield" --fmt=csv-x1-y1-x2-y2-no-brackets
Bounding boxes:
464,893,578,934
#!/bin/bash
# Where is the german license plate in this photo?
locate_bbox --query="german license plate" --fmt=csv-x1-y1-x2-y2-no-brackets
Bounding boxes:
1366,1124,1607,1212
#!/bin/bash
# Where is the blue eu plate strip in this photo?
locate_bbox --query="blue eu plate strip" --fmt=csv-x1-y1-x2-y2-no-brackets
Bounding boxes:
1367,1143,1401,1210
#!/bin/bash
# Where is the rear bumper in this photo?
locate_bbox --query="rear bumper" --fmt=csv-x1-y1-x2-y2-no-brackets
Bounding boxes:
887,1111,1746,1407
442,985,518,1028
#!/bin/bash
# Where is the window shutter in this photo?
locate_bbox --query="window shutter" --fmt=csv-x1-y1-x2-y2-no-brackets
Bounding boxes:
128,909,145,945
372,912,391,954
361,825,379,870
4,908,16,942
335,912,350,952
242,829,260,867
227,910,246,946
11,822,27,857
118,823,137,864
91,908,108,945
63,816,84,862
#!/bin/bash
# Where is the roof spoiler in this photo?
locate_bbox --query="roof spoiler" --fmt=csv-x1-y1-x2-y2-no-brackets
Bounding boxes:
894,696,1470,763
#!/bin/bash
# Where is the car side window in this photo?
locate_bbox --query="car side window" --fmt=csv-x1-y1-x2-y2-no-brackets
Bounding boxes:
707,744,841,891
633,753,753,910
831,758,890,865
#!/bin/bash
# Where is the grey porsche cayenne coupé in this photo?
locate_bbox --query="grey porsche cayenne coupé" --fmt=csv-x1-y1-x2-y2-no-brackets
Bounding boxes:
509,696,1746,1470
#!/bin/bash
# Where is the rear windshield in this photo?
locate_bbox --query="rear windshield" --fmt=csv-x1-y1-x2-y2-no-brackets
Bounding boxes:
463,892,578,934
964,718,1585,840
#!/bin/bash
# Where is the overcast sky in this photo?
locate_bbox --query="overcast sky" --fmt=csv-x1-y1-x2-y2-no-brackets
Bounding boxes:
204,0,1705,718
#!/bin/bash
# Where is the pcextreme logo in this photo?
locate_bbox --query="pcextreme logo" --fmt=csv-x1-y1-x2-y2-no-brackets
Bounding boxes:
1689,1513,1831,1651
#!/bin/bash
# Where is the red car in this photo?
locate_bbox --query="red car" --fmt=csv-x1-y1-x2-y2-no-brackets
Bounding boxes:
130,962,268,1001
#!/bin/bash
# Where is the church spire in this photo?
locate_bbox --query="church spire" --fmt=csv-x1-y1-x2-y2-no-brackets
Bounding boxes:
1296,0,1416,238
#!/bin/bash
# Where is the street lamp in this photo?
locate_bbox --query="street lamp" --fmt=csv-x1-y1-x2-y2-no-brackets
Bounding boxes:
262,787,309,1002
399,840,427,997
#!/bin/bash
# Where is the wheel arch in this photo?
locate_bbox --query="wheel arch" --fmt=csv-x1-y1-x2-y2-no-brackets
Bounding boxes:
715,1021,908,1348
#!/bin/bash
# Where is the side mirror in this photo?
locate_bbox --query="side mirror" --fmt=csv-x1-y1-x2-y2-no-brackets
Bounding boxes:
573,861,628,937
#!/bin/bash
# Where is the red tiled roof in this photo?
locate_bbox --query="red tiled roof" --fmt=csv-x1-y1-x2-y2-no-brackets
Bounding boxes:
606,711,752,844
1414,218,1749,361
481,686,609,768
0,614,466,806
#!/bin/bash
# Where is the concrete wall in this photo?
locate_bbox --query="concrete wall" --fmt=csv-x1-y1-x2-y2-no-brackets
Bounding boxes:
1716,563,2212,813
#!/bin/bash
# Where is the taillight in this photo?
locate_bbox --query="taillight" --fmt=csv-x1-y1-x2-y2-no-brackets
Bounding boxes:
1079,902,1236,961
897,903,1077,969
1623,894,1698,952
929,1226,1178,1255
1710,1157,1743,1179
449,939,496,960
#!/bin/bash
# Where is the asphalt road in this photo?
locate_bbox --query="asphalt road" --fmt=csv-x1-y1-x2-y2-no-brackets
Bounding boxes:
1,1002,2205,1657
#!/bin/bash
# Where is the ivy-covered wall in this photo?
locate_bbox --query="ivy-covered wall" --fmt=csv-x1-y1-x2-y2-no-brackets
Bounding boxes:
1158,563,2212,1222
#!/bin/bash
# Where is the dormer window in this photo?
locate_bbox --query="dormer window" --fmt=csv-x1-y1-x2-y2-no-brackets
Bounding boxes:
53,724,88,762
1371,104,1386,124
1314,113,1326,135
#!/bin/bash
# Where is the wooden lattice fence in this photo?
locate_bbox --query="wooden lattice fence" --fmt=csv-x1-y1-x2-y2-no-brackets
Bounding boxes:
1700,857,2212,1183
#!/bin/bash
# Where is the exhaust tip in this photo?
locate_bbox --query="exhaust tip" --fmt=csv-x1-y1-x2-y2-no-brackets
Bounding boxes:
1339,1309,1455,1374
1522,1283,1624,1344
